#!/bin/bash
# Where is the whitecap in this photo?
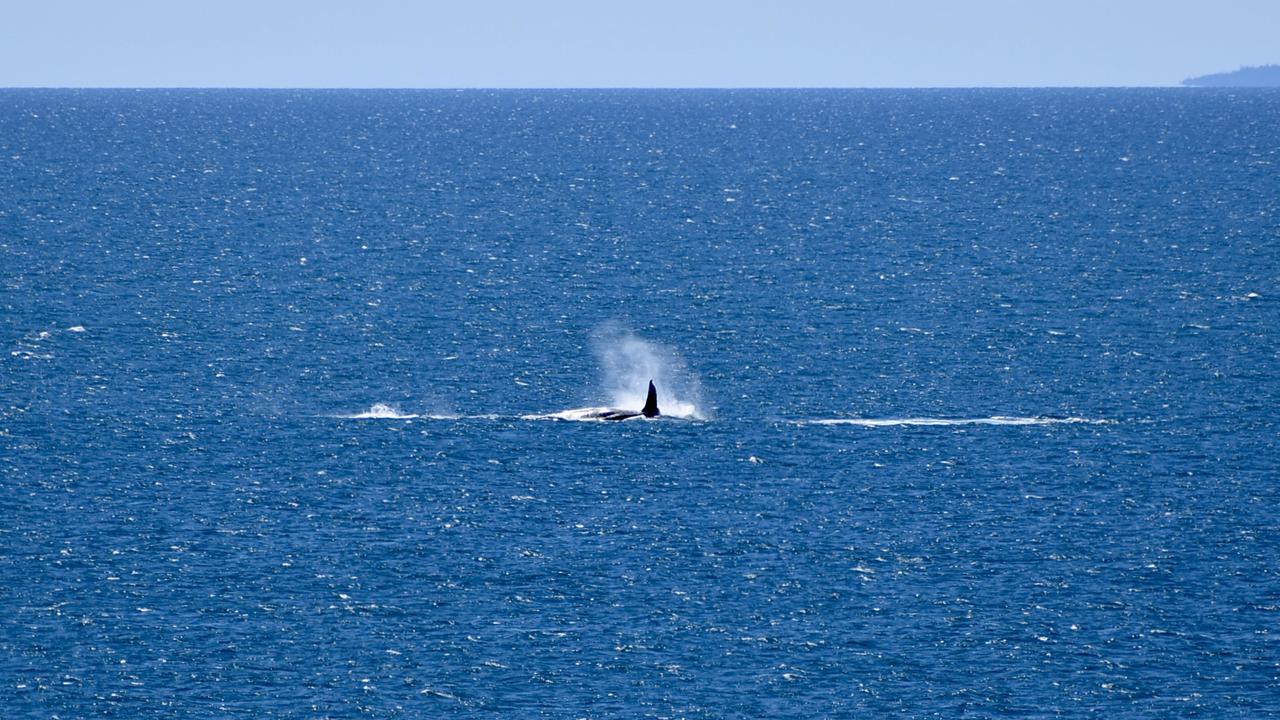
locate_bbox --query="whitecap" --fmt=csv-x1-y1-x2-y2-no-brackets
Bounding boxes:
341,403,418,419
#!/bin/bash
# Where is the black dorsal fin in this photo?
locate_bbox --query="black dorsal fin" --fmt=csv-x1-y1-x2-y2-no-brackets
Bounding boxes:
641,380,660,418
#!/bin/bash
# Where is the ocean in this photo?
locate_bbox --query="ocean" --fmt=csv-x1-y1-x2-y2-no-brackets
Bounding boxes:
1,88,1277,717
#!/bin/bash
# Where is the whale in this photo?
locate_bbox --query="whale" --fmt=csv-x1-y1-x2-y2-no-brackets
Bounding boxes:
588,380,661,421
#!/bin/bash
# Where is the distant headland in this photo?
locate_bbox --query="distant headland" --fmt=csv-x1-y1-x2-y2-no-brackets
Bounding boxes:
1182,64,1280,87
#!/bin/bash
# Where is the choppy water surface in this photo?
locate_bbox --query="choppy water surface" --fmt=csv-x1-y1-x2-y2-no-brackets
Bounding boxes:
2,89,1278,717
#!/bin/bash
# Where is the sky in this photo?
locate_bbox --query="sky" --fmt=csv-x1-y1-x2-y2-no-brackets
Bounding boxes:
1,0,1277,88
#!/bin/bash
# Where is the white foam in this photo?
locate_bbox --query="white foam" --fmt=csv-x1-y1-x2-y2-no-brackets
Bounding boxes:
802,416,1110,427
521,406,615,421
342,403,419,419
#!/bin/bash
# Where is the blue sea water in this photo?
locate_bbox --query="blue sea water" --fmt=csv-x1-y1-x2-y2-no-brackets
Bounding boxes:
1,89,1278,717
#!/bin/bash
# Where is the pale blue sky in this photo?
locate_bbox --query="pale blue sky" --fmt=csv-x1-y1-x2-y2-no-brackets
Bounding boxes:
2,0,1276,88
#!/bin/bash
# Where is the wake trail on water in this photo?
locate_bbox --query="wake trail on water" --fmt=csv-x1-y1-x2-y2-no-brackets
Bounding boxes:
798,416,1112,427
332,407,1109,427
333,329,1097,426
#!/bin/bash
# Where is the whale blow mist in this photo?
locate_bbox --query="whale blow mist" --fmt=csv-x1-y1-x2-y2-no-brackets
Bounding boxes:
591,325,705,419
